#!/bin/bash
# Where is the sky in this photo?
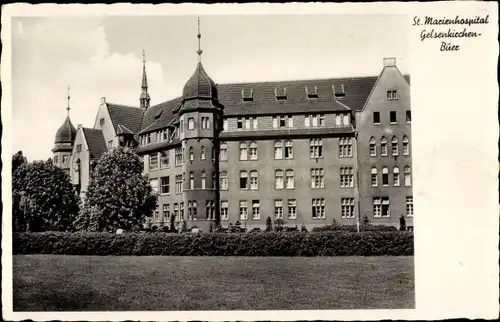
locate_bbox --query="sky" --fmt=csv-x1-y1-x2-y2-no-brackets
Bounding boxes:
11,15,408,161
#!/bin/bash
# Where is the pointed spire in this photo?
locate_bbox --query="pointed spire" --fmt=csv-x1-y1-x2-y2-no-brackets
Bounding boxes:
140,49,151,109
196,17,203,62
66,85,71,115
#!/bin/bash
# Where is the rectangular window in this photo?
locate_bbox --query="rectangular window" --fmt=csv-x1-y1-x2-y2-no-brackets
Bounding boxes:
160,176,170,194
54,156,59,164
285,141,293,159
390,111,397,124
221,201,229,220
175,148,182,166
173,203,179,221
220,171,228,190
201,117,210,130
206,200,215,220
149,153,158,171
237,118,244,129
175,175,183,194
153,203,160,223
340,167,354,188
373,112,380,124
285,170,294,189
252,200,260,220
339,137,353,158
252,117,258,129
163,204,170,223
160,150,169,168
239,200,248,220
406,196,414,217
223,119,228,131
250,171,259,190
404,167,412,187
240,171,248,190
309,138,323,159
341,198,355,218
374,197,390,217
335,114,342,127
387,90,398,100
343,114,350,126
149,178,159,194
274,199,284,219
272,116,278,129
288,199,297,219
76,144,82,152
311,168,325,189
100,118,105,126
220,143,228,161
108,140,113,149
279,117,286,128
180,202,184,221
274,141,283,160
188,117,195,130
406,110,411,123
275,170,284,189
63,155,69,163
188,201,197,220
249,142,258,160
288,116,294,128
240,142,248,160
312,198,326,219
373,197,381,217
304,115,310,127
245,118,251,130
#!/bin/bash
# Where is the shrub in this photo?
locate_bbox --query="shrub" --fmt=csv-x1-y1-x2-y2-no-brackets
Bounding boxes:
312,224,397,232
13,231,414,256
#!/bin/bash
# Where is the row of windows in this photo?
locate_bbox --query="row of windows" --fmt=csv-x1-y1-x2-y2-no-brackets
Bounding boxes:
226,113,351,131
369,136,410,157
148,146,216,170
371,166,412,187
373,110,411,125
239,85,346,102
53,155,69,164
153,195,414,224
373,196,413,217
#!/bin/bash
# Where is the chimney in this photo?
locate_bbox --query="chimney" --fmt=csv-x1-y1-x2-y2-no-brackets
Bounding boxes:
383,57,396,67
100,97,106,104
77,124,82,129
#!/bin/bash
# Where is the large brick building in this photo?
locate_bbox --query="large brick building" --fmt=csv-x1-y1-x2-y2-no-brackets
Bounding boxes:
53,33,412,231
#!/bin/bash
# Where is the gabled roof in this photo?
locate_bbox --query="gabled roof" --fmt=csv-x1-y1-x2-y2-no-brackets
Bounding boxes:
216,76,378,116
106,103,144,135
82,128,107,160
139,97,183,134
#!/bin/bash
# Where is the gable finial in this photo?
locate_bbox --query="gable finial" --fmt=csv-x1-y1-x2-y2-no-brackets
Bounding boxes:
196,17,203,61
66,85,71,115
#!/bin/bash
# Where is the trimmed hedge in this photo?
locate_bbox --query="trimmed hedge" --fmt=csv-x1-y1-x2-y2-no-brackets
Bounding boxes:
13,231,413,256
312,224,398,232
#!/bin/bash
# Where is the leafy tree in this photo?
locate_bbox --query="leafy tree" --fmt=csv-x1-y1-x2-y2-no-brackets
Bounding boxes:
12,151,27,174
12,160,78,232
76,147,157,232
274,218,286,232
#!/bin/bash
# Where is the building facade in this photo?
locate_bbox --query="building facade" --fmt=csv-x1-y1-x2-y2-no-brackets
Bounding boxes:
52,42,412,231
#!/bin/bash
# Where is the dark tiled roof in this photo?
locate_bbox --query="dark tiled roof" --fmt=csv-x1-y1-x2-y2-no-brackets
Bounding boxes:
183,62,218,100
139,97,182,134
404,75,410,85
82,128,107,160
54,116,77,144
220,126,355,140
216,76,378,115
106,103,144,134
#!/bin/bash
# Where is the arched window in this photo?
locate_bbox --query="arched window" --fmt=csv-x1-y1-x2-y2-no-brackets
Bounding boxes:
200,146,206,160
285,169,294,189
382,167,389,186
274,141,283,160
404,166,412,186
393,166,400,186
189,172,194,190
189,147,194,161
380,137,388,156
239,142,248,160
249,141,258,160
240,170,248,189
392,137,399,156
403,136,410,155
275,169,284,189
371,167,378,187
369,137,377,156
201,171,206,189
220,171,228,190
220,142,228,161
250,170,259,190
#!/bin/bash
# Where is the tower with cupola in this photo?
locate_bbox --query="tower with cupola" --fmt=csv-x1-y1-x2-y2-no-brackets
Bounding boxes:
52,86,77,176
179,18,224,230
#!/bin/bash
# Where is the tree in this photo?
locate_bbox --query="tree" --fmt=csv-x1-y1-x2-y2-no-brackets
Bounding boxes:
12,151,27,174
76,147,157,232
12,160,79,232
274,218,286,232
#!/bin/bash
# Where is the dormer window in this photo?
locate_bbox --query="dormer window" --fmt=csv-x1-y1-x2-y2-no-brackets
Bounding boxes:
242,88,254,102
305,86,318,99
154,109,163,120
275,87,287,101
333,85,345,98
387,90,398,100
99,118,105,126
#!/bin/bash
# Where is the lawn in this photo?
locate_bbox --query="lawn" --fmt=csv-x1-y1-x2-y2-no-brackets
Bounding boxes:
13,255,414,311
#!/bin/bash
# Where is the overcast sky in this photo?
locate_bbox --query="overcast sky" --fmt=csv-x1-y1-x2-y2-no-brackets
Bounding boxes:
11,15,408,161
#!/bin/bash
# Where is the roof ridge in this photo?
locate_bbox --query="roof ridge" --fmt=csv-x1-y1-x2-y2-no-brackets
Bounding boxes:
216,75,380,86
106,102,142,110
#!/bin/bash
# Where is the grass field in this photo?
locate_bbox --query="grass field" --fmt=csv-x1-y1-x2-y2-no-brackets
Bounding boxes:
13,255,414,311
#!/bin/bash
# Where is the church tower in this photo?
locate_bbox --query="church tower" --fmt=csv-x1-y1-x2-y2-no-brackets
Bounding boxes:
180,18,224,230
52,86,77,176
139,50,151,109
